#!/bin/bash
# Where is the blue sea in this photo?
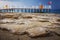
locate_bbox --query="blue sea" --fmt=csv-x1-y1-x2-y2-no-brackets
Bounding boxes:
51,9,60,14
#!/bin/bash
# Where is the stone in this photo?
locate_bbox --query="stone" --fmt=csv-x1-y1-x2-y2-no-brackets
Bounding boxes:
25,27,49,37
57,19,60,22
0,24,29,34
0,19,15,24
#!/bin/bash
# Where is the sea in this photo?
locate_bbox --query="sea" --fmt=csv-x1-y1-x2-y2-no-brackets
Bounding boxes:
51,9,60,14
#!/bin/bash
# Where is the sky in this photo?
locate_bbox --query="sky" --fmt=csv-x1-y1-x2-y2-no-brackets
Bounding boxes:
0,0,60,9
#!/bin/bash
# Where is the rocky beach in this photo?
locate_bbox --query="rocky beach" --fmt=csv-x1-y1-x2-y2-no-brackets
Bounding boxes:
0,13,60,40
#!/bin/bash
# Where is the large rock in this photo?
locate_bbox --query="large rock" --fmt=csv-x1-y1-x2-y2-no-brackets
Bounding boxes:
25,27,49,37
0,19,15,24
0,24,29,34
1,13,19,19
14,19,32,25
0,23,39,34
29,22,52,27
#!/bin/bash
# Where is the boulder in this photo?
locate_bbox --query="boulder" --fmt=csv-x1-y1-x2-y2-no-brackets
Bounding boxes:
0,24,29,34
0,19,15,23
25,27,49,37
57,18,60,22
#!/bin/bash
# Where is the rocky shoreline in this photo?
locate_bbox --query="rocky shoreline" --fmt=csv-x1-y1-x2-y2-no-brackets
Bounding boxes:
0,13,60,40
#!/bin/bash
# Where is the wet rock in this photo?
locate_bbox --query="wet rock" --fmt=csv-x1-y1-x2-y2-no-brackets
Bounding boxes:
1,13,19,19
0,23,39,34
48,28,60,36
22,16,32,19
57,19,60,22
38,19,49,22
0,24,29,34
4,14,14,18
0,19,15,24
25,27,49,37
14,19,31,25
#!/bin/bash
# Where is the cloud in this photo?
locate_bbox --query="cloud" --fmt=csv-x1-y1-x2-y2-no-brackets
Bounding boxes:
0,1,26,9
0,1,50,9
0,1,39,9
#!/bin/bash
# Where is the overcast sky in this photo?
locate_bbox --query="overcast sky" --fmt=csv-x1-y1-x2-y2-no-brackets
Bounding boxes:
0,0,60,9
